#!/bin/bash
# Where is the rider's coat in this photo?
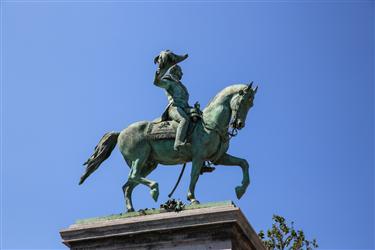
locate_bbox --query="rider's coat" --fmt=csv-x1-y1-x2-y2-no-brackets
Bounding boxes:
154,72,190,121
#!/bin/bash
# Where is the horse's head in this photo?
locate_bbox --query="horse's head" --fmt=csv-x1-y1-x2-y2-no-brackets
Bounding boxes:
230,83,258,130
154,50,188,70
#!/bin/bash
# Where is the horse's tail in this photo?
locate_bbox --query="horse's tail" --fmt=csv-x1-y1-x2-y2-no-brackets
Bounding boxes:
79,131,120,185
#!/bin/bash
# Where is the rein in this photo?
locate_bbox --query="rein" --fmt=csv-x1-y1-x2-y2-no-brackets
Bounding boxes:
202,120,238,141
229,92,242,138
202,91,242,142
228,127,238,138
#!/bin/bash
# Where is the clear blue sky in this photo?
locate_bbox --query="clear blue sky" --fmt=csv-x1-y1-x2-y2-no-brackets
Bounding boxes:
2,1,374,249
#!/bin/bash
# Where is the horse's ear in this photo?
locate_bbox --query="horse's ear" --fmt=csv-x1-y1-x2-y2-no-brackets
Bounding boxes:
248,81,253,89
243,81,253,94
253,85,258,93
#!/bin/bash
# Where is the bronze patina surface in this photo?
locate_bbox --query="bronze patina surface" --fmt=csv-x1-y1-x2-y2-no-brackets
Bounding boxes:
79,50,258,212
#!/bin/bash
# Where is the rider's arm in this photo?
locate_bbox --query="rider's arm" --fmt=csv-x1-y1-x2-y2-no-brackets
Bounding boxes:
153,70,171,89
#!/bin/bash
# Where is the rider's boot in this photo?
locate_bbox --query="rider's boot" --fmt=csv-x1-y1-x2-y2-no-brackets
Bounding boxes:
174,119,189,151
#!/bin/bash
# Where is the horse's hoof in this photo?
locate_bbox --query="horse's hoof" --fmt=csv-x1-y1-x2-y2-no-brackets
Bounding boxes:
150,182,159,202
150,188,159,202
126,208,135,213
235,186,246,199
190,199,200,205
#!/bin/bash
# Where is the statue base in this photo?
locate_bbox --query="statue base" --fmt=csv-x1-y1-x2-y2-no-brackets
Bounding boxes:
60,201,266,250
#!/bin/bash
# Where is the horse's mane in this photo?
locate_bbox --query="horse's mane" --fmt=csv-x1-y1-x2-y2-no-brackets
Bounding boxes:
204,84,248,112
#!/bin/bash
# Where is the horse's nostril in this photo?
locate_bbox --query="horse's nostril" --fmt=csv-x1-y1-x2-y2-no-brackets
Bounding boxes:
238,122,243,128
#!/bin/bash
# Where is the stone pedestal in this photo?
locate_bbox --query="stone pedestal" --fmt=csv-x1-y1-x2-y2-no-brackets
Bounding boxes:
60,201,266,250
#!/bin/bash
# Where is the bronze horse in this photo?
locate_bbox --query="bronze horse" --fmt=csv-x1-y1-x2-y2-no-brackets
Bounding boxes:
80,52,258,212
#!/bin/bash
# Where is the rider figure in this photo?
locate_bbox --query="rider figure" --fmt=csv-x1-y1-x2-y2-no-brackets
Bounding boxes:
154,64,190,151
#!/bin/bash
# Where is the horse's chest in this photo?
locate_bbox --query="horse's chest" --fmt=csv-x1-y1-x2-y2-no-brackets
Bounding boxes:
192,131,225,160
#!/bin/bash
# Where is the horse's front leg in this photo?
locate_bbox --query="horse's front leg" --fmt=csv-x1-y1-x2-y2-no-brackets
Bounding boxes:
187,157,204,205
215,153,250,199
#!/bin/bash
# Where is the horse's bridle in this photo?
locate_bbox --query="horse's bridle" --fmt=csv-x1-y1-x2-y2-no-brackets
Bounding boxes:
229,92,245,137
202,90,246,141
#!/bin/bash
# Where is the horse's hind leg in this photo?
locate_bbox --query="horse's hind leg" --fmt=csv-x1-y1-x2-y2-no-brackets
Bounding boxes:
125,158,159,203
122,162,157,212
122,181,136,212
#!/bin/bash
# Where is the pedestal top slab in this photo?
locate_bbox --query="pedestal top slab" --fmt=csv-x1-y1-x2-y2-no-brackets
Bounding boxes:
74,200,235,227
60,201,266,250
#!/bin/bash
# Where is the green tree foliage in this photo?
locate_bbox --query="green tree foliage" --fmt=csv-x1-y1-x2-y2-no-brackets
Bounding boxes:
258,215,318,250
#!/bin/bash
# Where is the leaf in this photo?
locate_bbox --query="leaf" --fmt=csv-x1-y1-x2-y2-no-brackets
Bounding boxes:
258,215,318,250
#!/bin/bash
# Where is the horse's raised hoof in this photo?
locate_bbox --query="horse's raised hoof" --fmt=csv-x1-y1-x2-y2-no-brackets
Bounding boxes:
190,199,200,205
150,182,159,202
235,186,246,199
150,188,159,202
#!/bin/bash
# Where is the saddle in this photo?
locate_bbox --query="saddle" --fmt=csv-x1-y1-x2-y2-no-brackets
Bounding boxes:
147,104,202,141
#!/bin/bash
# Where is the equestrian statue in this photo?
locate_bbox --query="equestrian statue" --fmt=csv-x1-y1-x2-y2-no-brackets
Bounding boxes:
79,50,258,212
